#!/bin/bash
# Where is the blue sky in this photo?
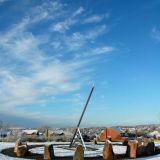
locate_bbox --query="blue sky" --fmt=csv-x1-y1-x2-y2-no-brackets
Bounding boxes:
0,0,160,127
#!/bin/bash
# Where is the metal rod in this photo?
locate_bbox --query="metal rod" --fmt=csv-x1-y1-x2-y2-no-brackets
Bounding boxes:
78,128,86,150
69,85,95,148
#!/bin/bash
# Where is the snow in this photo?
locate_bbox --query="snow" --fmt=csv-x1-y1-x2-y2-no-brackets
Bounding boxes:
29,145,102,157
0,142,160,159
0,142,30,160
155,142,160,148
148,131,159,136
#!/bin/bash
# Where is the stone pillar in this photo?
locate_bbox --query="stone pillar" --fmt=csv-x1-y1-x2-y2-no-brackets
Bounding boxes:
127,140,138,159
123,139,128,146
137,137,143,146
73,144,84,160
96,135,100,142
143,138,149,146
16,145,27,157
14,138,22,153
44,144,54,160
93,138,97,144
137,145,146,157
146,141,155,155
102,140,116,160
45,129,49,139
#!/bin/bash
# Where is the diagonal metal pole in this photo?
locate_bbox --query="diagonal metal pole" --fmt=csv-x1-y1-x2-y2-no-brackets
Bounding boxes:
69,85,95,148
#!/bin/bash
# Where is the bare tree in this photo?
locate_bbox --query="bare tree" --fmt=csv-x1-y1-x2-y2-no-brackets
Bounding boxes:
0,120,10,130
38,125,50,133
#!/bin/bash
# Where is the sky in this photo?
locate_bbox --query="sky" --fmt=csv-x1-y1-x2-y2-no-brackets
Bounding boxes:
0,0,160,128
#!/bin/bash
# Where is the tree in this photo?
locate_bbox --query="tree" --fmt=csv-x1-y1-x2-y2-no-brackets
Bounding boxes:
38,125,50,133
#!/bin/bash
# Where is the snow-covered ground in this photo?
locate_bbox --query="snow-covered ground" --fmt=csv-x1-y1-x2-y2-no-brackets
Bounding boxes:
0,142,28,160
0,142,160,159
29,144,127,157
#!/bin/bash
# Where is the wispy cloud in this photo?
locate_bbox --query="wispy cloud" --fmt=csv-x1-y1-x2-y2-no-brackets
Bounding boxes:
0,57,91,122
29,1,64,24
0,22,45,69
75,46,114,59
87,24,107,39
0,0,8,3
73,6,84,17
83,15,104,24
83,12,110,24
51,6,84,33
0,14,90,116
52,18,77,32
0,0,114,126
50,24,107,52
151,27,160,41
64,24,107,51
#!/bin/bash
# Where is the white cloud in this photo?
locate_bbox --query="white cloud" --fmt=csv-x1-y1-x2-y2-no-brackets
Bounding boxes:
0,0,114,126
0,31,44,67
0,0,8,3
0,17,29,42
29,1,64,23
0,7,92,114
75,46,114,59
0,31,90,108
83,15,104,24
73,6,84,17
0,70,37,108
52,18,77,32
64,32,85,50
151,27,160,41
51,6,84,33
87,24,106,39
91,46,114,55
64,25,107,51
0,58,90,111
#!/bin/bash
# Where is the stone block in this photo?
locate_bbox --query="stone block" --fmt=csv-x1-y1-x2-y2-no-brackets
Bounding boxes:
44,144,54,160
14,138,22,153
146,142,155,155
137,137,143,146
102,140,116,160
93,138,97,144
143,138,149,146
127,140,138,158
137,145,146,156
73,144,84,160
16,145,27,157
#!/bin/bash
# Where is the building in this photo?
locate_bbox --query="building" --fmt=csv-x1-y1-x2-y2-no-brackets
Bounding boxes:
98,127,126,141
148,131,160,139
22,129,39,136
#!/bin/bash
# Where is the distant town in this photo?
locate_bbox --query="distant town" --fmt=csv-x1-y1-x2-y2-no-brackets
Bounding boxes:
0,120,160,142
